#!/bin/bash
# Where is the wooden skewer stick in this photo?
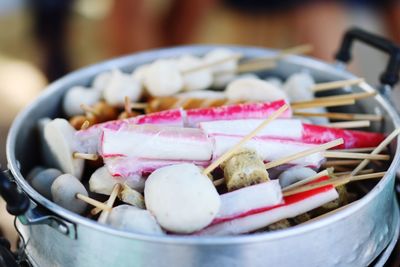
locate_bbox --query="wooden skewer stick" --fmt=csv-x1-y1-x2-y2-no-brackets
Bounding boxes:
332,147,379,153
91,201,107,216
76,194,111,212
322,151,390,160
283,172,386,196
311,78,365,92
291,92,376,108
264,138,344,170
323,159,362,167
73,152,99,161
325,120,370,129
80,120,90,130
182,53,242,75
213,178,225,187
80,104,99,116
291,98,355,110
124,96,133,116
293,111,382,121
335,169,374,176
351,128,400,175
98,183,121,224
282,169,330,191
203,104,289,176
236,60,276,73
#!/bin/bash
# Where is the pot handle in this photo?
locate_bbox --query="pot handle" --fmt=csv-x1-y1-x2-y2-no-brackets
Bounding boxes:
0,170,77,239
0,170,29,216
335,27,400,87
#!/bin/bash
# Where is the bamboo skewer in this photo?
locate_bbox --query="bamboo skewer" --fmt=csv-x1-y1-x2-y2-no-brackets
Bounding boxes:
325,120,370,129
282,170,330,191
323,160,362,168
76,194,111,212
264,138,344,170
80,104,99,116
311,78,365,92
184,44,312,75
291,92,376,109
351,128,400,175
182,54,242,75
322,151,390,160
335,169,374,176
203,104,289,176
80,120,90,130
334,147,380,153
98,184,121,224
283,172,386,196
73,152,99,161
291,98,355,110
293,111,382,121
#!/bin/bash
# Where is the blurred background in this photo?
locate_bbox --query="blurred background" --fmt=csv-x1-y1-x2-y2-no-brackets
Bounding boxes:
0,0,399,251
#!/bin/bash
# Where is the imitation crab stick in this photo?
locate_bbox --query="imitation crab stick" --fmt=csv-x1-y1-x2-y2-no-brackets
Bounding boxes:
101,124,213,161
75,100,291,154
215,180,283,223
201,119,385,149
197,181,338,235
75,108,184,153
104,157,210,179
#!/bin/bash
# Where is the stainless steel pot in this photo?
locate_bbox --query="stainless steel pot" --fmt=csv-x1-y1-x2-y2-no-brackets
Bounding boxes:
2,28,400,267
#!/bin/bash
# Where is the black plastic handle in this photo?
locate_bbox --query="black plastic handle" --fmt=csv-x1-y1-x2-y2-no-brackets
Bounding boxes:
0,170,29,216
335,27,400,87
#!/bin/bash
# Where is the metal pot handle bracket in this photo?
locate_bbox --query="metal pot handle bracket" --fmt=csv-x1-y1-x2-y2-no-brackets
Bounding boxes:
0,169,77,240
335,27,400,97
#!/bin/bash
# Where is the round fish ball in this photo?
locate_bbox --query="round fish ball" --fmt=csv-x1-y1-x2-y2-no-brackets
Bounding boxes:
225,77,288,102
283,72,315,102
107,205,164,235
204,48,238,74
278,166,317,188
89,166,145,195
44,119,84,179
51,174,88,214
177,55,213,91
30,168,62,199
145,163,220,234
283,72,329,124
27,166,45,181
103,69,143,107
265,77,283,88
131,64,150,86
144,59,183,97
92,71,112,92
62,86,101,117
212,72,236,88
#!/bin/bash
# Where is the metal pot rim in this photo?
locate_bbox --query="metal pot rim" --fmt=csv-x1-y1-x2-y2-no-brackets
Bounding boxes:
6,45,400,244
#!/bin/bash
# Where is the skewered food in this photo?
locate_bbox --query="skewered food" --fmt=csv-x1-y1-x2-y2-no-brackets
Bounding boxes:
107,205,164,235
25,47,396,239
177,55,213,91
51,174,88,214
44,118,84,179
144,163,220,233
221,149,270,191
63,86,102,117
30,168,62,199
225,78,288,102
278,166,317,188
144,59,183,97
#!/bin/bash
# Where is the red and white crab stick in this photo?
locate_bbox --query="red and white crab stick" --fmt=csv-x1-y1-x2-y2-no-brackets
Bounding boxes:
197,178,338,236
75,100,290,154
200,119,385,149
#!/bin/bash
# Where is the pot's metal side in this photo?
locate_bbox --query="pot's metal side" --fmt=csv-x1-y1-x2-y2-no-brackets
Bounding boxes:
17,177,399,267
6,45,400,267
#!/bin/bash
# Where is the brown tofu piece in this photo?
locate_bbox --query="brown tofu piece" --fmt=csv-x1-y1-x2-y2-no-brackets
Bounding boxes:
221,149,269,191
